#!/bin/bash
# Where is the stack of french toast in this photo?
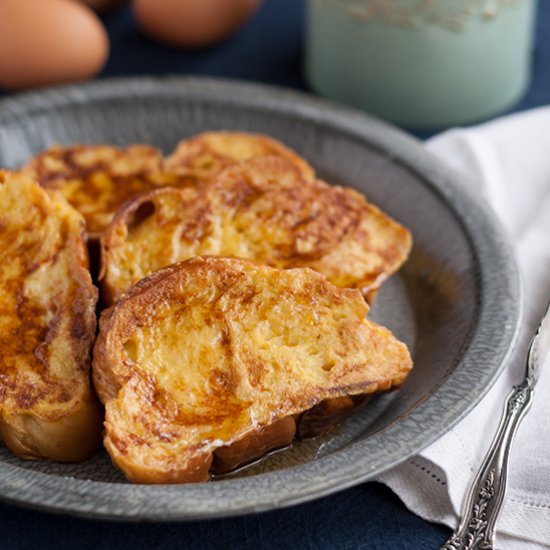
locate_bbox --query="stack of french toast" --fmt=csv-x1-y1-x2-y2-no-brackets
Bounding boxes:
0,132,413,484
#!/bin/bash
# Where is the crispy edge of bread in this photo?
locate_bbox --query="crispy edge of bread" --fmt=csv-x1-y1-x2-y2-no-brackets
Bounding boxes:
0,170,102,462
163,131,315,182
93,257,412,483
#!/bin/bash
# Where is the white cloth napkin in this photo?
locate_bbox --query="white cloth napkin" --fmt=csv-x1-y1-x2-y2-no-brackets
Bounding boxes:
377,107,550,549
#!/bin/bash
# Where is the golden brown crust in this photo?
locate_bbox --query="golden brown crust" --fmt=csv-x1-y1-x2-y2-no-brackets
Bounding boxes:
93,257,412,484
163,131,315,185
0,171,102,462
100,156,412,304
22,144,166,239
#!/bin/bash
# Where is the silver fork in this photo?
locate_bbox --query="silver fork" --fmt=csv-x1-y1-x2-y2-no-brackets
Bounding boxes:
442,299,550,550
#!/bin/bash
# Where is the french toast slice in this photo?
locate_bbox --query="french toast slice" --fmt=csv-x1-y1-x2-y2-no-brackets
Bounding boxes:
163,131,314,185
100,156,412,304
0,171,101,461
23,144,166,240
93,257,412,484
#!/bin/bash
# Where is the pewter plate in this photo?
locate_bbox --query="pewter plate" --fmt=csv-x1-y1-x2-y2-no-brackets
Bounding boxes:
0,77,520,520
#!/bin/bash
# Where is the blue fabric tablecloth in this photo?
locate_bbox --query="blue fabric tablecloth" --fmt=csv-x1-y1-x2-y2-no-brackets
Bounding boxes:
1,1,549,548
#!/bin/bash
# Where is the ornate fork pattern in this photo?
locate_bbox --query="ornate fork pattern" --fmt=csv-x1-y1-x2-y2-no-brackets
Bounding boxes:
442,300,550,550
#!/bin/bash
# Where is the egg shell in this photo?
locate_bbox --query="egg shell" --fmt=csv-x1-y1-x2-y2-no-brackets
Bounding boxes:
133,0,262,48
0,0,109,91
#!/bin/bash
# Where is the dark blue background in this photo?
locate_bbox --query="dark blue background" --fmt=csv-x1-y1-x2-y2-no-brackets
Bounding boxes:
99,0,550,136
2,1,549,548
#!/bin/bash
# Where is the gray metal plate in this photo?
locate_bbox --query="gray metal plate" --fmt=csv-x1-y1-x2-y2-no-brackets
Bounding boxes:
0,77,520,520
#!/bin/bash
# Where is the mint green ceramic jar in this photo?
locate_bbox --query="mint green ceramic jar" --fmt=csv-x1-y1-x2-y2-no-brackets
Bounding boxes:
305,0,536,128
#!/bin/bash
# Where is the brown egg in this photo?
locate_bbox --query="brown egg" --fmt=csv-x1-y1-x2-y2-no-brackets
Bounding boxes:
133,0,262,48
0,0,109,91
80,0,126,13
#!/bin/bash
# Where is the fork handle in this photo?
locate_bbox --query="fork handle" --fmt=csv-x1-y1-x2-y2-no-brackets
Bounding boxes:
441,381,533,550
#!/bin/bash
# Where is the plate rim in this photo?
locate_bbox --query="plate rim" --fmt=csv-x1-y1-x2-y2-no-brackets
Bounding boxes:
0,76,522,521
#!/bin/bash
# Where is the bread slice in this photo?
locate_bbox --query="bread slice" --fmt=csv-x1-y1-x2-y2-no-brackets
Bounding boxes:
93,256,412,484
163,131,314,185
0,171,102,461
100,156,412,304
23,144,166,240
